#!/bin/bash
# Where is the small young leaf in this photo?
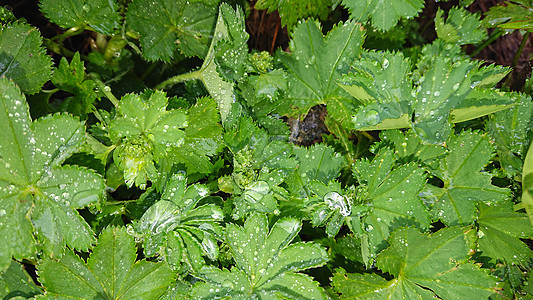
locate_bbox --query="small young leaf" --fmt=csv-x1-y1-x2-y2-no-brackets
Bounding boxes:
191,214,328,299
341,0,425,31
422,131,510,226
40,0,120,34
435,7,486,45
332,227,498,299
38,226,175,299
0,22,52,94
0,78,104,272
255,0,334,31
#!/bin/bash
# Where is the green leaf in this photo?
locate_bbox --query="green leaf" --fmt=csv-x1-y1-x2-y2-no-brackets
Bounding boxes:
109,90,187,188
38,226,175,299
255,0,335,31
341,0,424,31
131,173,223,272
422,131,510,226
51,52,98,118
0,260,42,299
126,0,220,60
169,96,223,175
332,227,498,299
523,139,533,225
191,214,328,299
342,50,515,144
477,203,533,265
40,0,120,34
435,7,486,45
0,22,52,94
277,19,364,119
483,1,533,29
486,93,533,177
0,77,104,272
352,148,430,260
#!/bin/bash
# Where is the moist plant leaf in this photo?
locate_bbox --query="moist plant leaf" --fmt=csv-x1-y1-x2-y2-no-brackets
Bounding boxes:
169,96,222,175
38,226,175,299
522,140,533,225
255,0,334,31
342,50,515,144
486,93,533,177
131,173,223,272
0,260,42,299
341,0,425,31
332,227,498,299
483,1,533,29
477,203,533,266
277,19,364,119
422,131,510,226
40,0,120,34
191,214,328,299
109,90,187,189
126,0,219,60
51,52,98,118
435,7,486,45
0,22,52,94
0,77,104,272
352,148,430,260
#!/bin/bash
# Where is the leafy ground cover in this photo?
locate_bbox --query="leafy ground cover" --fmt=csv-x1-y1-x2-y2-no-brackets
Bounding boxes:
0,0,532,299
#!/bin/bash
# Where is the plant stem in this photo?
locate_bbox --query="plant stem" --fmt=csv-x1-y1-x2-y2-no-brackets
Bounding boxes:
155,69,203,90
511,31,530,68
471,28,504,57
90,73,120,107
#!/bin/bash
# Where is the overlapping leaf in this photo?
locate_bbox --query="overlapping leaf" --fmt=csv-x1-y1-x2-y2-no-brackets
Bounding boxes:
40,0,120,34
0,77,104,272
435,7,486,45
38,226,175,299
422,131,510,226
341,0,424,31
109,90,187,188
340,50,515,144
333,227,498,299
277,19,364,120
191,214,328,299
477,203,533,266
352,148,430,260
0,22,51,94
126,0,220,60
0,261,42,299
255,0,334,31
131,173,224,273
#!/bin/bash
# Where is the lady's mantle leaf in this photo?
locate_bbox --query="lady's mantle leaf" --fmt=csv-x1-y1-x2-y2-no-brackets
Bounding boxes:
352,148,430,261
341,0,424,31
277,19,364,119
0,22,52,94
131,173,224,272
422,131,510,226
255,0,334,32
0,260,42,299
332,227,498,299
40,0,120,35
477,203,533,266
191,214,329,299
0,78,104,272
38,226,175,299
522,139,533,225
435,7,486,45
109,90,187,189
126,0,220,60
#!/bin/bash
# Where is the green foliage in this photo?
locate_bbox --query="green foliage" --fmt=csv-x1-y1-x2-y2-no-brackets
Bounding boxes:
191,213,329,299
126,0,220,60
40,0,120,34
0,22,52,94
0,77,105,272
1,2,532,299
332,227,498,299
341,0,425,31
38,226,175,299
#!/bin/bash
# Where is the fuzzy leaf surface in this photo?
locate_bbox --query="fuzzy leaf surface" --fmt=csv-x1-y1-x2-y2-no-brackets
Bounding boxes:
126,0,219,60
0,78,104,272
341,0,424,31
40,0,120,34
278,19,364,119
0,22,51,94
422,131,509,226
332,227,498,299
38,226,175,299
191,214,328,299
